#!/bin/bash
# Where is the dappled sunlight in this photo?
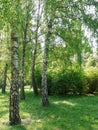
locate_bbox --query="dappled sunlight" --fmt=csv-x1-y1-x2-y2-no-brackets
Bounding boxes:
21,111,43,123
0,95,8,99
0,106,8,111
0,98,9,109
0,99,8,103
21,118,33,124
20,112,31,119
1,91,98,129
0,113,9,127
53,100,76,106
35,119,42,123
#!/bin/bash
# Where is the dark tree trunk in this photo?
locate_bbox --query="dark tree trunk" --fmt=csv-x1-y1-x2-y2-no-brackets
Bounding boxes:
31,0,41,96
2,64,8,93
32,59,38,96
31,21,39,96
9,32,21,125
20,2,29,100
20,41,26,100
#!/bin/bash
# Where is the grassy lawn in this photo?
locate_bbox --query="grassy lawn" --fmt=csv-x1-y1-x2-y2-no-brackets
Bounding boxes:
0,90,98,130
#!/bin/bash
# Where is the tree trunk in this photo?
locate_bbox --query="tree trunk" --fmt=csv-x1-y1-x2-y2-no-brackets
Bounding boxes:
31,0,41,96
42,17,53,106
32,55,38,96
20,41,26,100
2,64,8,93
42,22,52,106
31,18,39,96
9,32,21,125
42,44,49,106
20,2,29,100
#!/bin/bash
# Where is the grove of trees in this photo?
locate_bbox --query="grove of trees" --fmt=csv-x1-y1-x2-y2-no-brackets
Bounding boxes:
0,0,98,125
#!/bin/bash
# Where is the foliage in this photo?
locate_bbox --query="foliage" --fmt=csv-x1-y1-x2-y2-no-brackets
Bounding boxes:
34,67,85,96
85,67,98,94
51,70,85,95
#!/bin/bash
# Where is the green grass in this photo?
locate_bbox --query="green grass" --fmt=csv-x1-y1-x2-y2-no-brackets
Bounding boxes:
0,90,98,130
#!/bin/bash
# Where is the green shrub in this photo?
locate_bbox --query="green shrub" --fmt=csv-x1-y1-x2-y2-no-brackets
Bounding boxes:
35,67,98,96
85,67,98,94
52,73,69,95
51,70,85,95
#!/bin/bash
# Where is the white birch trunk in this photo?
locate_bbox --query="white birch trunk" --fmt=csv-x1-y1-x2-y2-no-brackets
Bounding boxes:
9,31,21,125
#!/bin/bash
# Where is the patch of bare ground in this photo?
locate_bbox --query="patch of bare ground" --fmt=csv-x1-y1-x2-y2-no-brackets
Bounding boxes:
21,118,33,124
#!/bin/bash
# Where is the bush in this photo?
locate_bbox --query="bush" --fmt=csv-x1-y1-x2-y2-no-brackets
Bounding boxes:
51,70,85,95
85,67,98,94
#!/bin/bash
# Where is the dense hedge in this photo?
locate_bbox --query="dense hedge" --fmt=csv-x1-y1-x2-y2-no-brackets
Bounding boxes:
34,67,98,95
49,70,85,95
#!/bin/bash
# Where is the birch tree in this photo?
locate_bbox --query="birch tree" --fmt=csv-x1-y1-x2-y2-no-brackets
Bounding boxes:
9,30,21,125
42,0,54,106
1,0,22,125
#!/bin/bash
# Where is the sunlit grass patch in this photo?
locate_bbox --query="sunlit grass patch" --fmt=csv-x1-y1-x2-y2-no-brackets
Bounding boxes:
0,90,98,129
53,100,76,106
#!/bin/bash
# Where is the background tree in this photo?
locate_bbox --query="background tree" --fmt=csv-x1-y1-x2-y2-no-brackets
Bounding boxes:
2,63,8,93
31,0,42,96
20,0,33,100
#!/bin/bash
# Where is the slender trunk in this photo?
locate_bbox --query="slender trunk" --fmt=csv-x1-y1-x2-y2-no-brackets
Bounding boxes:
2,64,8,93
32,52,38,96
31,0,41,96
31,29,39,96
20,3,29,100
42,22,52,106
20,41,26,100
42,43,49,106
31,22,39,96
9,32,21,125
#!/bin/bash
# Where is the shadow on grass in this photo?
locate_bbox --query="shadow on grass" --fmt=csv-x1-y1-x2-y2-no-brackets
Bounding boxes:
20,92,98,130
0,110,8,118
1,91,98,129
9,125,27,130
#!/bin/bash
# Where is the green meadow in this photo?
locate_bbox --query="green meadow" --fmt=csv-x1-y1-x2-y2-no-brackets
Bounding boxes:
0,90,98,130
